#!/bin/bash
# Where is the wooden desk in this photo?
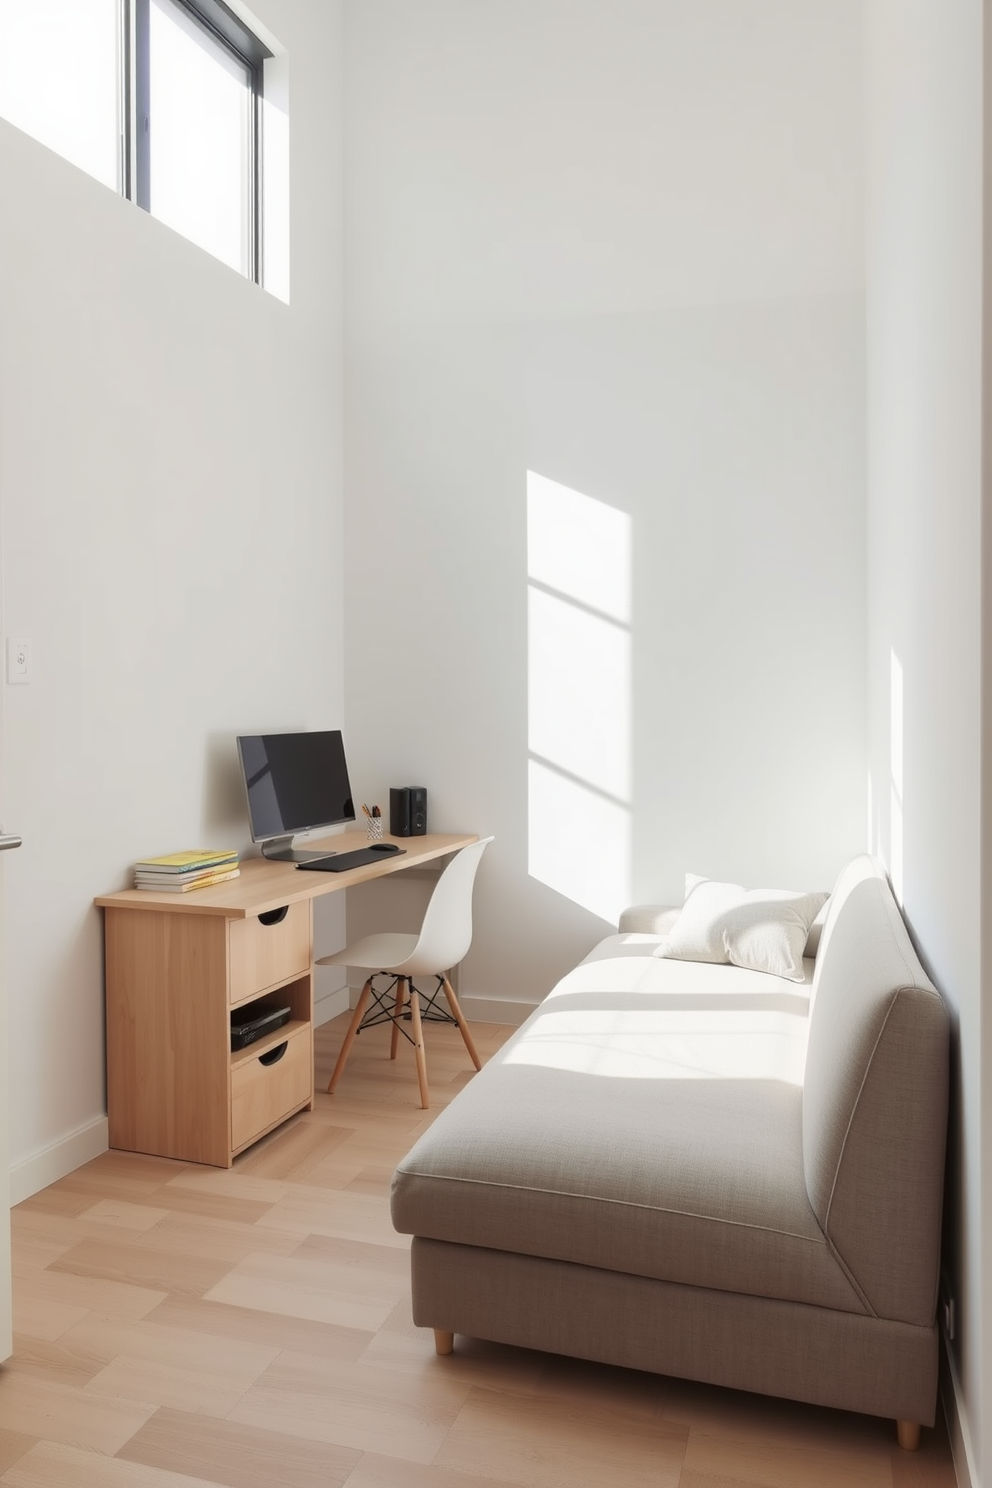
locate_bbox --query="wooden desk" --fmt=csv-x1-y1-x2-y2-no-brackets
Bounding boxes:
96,832,476,1167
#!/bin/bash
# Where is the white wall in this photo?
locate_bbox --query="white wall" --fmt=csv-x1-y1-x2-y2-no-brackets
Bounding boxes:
865,1,985,1479
0,0,346,1194
343,0,867,1008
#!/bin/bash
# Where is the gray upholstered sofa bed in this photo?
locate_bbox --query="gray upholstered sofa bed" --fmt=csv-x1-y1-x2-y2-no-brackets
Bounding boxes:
390,855,949,1449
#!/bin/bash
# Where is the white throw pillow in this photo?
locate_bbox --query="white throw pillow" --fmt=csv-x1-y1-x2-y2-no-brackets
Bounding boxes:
803,896,831,958
654,874,830,982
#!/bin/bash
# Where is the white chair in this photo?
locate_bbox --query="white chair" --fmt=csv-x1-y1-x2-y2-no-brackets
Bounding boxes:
316,836,494,1108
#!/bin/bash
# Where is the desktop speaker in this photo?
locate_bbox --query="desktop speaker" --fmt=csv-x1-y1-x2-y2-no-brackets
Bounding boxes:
390,787,411,837
409,786,427,836
390,786,428,837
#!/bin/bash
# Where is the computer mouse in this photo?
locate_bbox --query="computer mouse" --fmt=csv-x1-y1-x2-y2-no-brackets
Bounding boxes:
369,843,401,852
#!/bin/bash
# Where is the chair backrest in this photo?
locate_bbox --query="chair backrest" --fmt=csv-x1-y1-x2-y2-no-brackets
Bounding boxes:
401,836,494,977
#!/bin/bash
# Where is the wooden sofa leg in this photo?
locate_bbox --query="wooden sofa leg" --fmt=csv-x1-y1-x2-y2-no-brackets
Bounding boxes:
434,1329,454,1356
896,1420,921,1451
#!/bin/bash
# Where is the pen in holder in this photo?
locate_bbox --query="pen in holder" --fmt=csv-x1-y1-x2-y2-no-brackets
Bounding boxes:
364,804,384,843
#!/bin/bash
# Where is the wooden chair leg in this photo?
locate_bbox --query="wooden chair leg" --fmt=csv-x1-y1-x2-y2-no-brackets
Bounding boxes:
407,981,430,1109
434,1329,454,1355
390,976,407,1060
442,975,482,1071
327,978,374,1094
896,1421,921,1451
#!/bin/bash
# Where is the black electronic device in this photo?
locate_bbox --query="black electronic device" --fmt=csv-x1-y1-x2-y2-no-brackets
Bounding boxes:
236,730,355,863
230,1004,291,1052
297,845,407,874
409,786,428,836
389,786,427,837
390,786,411,836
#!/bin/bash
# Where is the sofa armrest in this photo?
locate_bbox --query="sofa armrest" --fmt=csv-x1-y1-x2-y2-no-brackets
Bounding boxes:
617,904,681,935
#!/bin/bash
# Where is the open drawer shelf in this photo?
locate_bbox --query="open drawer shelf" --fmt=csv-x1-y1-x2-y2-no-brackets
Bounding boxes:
230,1017,310,1070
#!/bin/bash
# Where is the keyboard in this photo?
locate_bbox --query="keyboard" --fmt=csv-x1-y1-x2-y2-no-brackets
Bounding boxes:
296,846,407,874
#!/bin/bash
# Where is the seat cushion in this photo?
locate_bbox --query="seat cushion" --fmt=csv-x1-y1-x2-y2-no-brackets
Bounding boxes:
392,947,866,1315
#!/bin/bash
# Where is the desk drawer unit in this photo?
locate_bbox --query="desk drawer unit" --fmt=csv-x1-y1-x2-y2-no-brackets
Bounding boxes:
104,903,315,1168
228,901,310,1002
97,834,475,1167
231,1024,312,1153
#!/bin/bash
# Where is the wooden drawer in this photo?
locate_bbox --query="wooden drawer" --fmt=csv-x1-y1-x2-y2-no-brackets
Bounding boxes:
230,1025,312,1152
228,901,310,1003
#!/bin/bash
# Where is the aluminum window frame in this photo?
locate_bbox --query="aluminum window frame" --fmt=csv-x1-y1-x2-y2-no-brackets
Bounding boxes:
123,0,271,283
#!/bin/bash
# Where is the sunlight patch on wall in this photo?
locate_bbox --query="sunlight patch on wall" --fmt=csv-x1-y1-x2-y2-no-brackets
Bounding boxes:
0,0,120,191
527,472,632,923
528,587,630,799
528,472,631,623
528,759,631,924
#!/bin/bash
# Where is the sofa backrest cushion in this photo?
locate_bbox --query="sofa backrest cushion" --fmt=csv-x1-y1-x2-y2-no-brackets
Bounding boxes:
802,855,948,1327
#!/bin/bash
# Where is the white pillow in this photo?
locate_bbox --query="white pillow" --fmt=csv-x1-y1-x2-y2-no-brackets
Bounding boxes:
803,896,831,958
653,874,830,982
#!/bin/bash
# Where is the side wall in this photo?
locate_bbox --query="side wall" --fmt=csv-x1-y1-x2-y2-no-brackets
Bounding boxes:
343,0,868,1010
0,0,346,1195
865,1,985,1479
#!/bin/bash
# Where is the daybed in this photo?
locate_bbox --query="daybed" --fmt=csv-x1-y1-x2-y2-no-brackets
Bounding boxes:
390,855,949,1448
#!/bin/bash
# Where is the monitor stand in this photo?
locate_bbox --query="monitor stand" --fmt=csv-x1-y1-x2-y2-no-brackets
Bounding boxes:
261,836,336,864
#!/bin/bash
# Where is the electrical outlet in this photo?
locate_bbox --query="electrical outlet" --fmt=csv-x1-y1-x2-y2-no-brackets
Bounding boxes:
6,637,31,685
940,1269,956,1342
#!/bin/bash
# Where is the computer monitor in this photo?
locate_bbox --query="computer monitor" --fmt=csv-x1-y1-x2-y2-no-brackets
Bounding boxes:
237,730,356,862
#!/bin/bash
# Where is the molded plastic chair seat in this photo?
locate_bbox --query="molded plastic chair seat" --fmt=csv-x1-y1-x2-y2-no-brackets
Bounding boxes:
331,933,420,973
316,836,493,1107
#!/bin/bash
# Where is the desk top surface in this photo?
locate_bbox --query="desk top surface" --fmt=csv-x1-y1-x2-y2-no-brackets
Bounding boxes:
95,831,478,919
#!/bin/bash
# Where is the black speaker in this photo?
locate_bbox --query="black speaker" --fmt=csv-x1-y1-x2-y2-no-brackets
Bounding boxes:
390,787,411,837
408,786,427,836
390,785,427,836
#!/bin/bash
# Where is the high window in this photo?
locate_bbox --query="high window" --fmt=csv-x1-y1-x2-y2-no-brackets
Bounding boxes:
0,0,121,191
0,0,286,295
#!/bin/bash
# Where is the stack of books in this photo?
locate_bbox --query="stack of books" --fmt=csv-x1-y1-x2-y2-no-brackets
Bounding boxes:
133,849,240,893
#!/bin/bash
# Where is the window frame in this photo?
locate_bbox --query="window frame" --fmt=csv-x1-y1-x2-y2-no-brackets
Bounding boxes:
123,0,271,283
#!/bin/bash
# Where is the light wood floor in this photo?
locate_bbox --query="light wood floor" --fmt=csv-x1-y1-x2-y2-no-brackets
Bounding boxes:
3,1012,958,1488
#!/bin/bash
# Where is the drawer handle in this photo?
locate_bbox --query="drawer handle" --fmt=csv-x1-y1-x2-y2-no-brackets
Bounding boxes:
257,905,290,927
258,1041,288,1067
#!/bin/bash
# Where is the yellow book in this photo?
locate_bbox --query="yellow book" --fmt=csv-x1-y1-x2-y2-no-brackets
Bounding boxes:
135,867,241,893
135,863,236,884
134,849,239,874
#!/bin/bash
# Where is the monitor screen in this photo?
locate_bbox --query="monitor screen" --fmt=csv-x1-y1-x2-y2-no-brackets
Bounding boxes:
237,731,355,846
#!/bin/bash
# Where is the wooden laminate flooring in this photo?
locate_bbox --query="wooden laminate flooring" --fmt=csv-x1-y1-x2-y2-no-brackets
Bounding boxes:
4,1012,958,1488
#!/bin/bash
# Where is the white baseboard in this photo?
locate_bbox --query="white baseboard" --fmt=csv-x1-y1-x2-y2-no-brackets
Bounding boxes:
314,985,352,1027
941,1332,977,1488
459,993,536,1026
9,1116,109,1206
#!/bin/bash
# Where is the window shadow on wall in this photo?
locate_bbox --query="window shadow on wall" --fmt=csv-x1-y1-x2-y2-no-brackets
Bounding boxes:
527,470,632,923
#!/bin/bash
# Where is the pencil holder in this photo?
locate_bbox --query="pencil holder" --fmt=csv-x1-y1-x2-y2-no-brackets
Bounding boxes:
367,814,384,843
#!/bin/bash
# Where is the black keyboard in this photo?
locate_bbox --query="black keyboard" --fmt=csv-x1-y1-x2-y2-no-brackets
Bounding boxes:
296,846,406,874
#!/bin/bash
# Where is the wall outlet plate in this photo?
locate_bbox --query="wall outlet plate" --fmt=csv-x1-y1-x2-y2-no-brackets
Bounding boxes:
6,637,31,685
